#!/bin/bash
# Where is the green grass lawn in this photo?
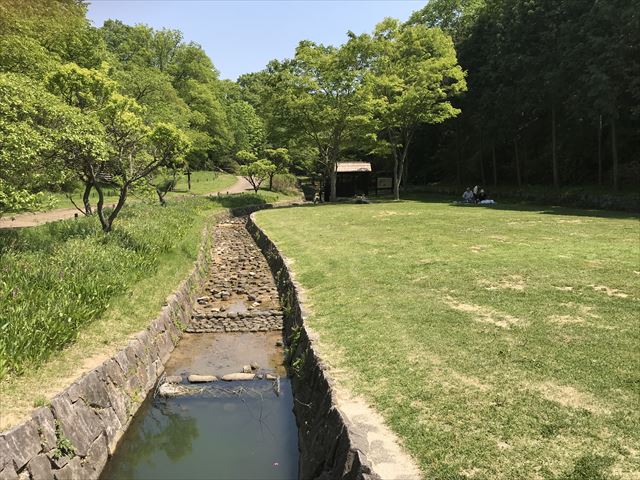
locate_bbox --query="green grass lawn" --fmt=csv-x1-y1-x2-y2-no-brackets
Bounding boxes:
41,171,238,211
0,189,293,430
254,197,640,480
167,170,238,196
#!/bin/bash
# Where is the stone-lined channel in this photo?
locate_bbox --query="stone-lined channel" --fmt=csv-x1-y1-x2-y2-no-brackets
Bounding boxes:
100,217,299,479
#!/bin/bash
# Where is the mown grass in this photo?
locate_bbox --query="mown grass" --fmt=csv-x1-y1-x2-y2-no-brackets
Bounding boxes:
0,189,293,430
254,197,640,480
39,171,237,211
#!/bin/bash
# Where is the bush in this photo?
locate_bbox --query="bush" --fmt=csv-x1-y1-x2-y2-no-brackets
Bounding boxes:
272,173,298,194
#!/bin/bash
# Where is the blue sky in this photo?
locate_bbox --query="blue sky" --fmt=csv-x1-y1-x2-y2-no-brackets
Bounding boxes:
87,1,425,80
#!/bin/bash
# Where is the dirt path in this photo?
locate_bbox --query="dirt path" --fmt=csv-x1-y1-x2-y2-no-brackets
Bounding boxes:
0,176,252,230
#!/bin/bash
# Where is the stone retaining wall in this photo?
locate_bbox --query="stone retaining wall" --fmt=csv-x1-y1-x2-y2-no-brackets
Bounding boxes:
0,213,223,480
246,214,381,480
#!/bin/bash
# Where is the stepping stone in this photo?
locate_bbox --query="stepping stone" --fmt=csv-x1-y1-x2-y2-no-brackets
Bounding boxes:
222,373,255,381
188,374,218,383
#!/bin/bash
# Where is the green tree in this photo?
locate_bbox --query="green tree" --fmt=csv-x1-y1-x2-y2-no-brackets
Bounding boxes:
225,100,266,156
273,38,373,201
367,19,466,200
46,63,116,214
0,35,57,80
0,73,96,215
264,148,291,190
94,95,188,231
0,0,105,69
239,159,276,193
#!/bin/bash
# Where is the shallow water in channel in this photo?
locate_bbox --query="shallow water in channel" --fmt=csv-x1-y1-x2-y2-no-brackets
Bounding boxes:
100,379,298,480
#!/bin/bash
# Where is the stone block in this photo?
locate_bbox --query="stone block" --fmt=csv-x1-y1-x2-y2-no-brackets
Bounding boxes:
103,383,128,426
128,339,145,363
187,375,217,383
84,434,108,480
52,457,82,480
157,331,173,364
102,359,126,389
2,420,41,471
221,373,255,381
26,454,53,480
0,465,18,480
31,408,56,453
74,371,111,409
153,359,164,379
0,437,9,470
135,363,149,393
135,331,152,360
96,408,121,453
50,394,101,457
47,452,68,470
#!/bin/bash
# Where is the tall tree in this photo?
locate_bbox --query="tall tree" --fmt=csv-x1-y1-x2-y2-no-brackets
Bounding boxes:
273,38,373,201
264,148,291,190
367,19,466,200
46,63,116,214
0,73,100,215
92,95,188,231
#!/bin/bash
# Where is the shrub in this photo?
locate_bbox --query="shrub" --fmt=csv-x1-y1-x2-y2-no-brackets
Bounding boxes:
271,173,298,194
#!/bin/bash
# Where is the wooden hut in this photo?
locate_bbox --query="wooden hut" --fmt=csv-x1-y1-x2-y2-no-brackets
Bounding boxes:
325,162,372,198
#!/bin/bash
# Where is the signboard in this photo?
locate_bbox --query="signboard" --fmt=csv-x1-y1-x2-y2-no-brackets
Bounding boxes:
377,177,392,189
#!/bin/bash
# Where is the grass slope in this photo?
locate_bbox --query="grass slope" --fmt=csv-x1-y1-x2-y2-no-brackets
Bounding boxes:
0,189,292,429
40,171,237,211
254,197,640,480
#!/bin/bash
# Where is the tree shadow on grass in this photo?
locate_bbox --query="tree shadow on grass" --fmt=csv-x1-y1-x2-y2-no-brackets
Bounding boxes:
447,200,639,220
368,192,639,221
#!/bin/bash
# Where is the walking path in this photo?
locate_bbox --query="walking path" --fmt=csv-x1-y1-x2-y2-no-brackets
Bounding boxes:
0,176,252,229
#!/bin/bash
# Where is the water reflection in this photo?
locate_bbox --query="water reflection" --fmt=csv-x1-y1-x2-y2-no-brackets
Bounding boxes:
101,380,298,480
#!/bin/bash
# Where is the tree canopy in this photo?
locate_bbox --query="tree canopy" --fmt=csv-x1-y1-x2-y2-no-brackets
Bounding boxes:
1,0,636,218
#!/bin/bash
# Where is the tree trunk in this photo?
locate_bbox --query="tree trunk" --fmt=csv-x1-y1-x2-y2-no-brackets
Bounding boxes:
597,115,603,186
156,188,166,206
514,137,522,188
104,184,128,232
328,157,337,201
82,181,93,215
455,126,462,187
394,144,411,201
479,129,486,185
268,173,274,191
551,104,559,189
187,168,191,190
492,142,497,187
611,117,619,191
95,184,108,232
401,155,410,191
392,146,400,201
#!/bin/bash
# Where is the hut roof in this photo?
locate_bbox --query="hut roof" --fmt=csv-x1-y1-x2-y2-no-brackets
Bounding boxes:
336,162,372,173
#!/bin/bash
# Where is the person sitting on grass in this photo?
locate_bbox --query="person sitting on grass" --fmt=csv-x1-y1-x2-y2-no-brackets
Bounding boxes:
462,187,474,203
476,188,487,202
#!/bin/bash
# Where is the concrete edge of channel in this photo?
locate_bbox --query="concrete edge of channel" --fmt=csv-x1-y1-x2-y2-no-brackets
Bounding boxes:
246,207,422,480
